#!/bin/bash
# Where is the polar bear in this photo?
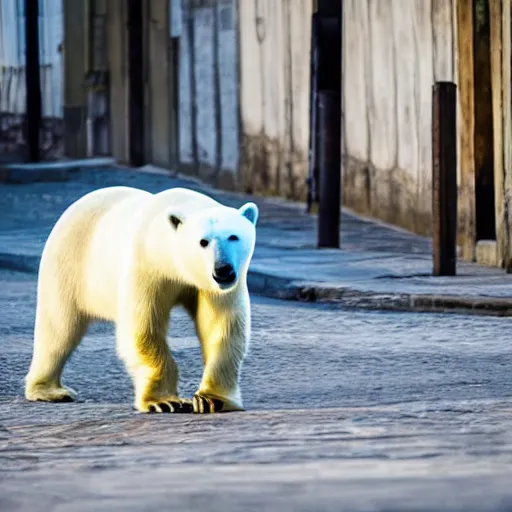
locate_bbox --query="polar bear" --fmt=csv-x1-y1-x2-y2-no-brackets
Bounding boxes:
24,186,258,414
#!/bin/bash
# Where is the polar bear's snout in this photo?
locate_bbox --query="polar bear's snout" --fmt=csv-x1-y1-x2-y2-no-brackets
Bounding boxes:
213,262,237,286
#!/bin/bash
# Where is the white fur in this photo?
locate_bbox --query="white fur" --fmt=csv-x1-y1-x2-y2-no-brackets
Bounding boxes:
24,186,258,413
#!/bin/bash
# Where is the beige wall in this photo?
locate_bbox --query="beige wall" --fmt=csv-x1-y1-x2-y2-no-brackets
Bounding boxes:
177,0,240,189
142,0,312,198
343,0,456,235
238,0,312,199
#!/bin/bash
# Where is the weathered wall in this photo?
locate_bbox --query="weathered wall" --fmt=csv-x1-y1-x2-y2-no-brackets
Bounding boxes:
178,0,240,189
343,0,456,236
238,0,312,199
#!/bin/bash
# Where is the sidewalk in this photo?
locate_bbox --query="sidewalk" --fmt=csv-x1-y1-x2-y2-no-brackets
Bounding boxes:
1,161,512,315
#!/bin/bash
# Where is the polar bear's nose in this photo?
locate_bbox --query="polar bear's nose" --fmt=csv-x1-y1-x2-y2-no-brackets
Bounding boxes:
213,263,237,284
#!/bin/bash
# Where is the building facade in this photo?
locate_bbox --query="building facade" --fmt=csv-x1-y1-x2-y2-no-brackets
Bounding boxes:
61,0,512,269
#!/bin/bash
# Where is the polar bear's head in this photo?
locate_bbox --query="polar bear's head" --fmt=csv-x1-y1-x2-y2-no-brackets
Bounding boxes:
167,202,259,293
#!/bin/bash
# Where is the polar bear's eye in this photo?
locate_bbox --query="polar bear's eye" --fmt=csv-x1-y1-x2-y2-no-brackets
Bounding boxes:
228,235,239,242
200,239,209,248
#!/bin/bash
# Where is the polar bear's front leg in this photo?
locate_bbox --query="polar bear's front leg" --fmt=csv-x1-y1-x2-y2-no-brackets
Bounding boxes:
193,291,250,413
116,294,192,414
118,327,193,413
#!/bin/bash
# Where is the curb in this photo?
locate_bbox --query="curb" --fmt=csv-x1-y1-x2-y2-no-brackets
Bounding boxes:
2,252,511,316
246,271,512,317
0,158,116,184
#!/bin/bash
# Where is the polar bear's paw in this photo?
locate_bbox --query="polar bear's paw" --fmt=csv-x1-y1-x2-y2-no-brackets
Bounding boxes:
137,397,194,414
25,384,77,403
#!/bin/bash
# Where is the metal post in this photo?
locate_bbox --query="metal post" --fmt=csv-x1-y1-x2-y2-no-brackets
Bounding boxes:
317,90,341,248
25,0,42,162
307,1,342,215
127,0,144,167
432,81,457,276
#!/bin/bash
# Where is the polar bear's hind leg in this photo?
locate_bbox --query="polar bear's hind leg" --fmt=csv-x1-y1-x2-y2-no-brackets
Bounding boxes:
25,304,88,403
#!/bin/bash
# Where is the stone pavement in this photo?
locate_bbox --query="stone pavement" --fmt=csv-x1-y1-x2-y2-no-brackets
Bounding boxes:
1,161,512,315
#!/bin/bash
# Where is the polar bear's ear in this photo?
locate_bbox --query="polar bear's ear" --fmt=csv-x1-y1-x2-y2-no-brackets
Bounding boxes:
239,202,259,226
168,213,184,230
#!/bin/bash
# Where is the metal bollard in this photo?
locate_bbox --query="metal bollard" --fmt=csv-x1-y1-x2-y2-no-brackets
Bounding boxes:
432,81,457,276
25,0,42,163
317,90,341,248
127,0,145,167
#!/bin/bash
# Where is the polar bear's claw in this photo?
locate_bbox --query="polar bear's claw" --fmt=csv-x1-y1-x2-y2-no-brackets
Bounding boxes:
193,394,224,413
140,398,194,414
